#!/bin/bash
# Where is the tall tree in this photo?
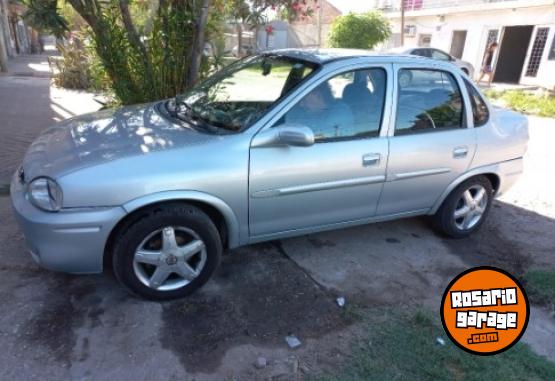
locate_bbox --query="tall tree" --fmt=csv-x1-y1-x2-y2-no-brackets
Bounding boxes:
0,15,8,72
246,9,266,51
328,12,391,50
230,0,250,57
36,1,313,104
22,0,69,38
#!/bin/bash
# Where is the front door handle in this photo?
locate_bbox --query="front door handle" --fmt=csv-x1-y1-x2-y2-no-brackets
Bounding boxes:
362,153,381,167
453,146,468,159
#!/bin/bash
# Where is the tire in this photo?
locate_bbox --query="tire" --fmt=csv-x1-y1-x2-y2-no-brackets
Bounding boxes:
432,176,493,238
112,203,222,300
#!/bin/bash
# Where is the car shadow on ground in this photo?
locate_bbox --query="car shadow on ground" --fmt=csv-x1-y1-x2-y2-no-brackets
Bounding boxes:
0,197,553,377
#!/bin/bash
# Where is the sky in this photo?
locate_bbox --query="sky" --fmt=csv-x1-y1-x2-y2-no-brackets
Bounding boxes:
327,0,377,14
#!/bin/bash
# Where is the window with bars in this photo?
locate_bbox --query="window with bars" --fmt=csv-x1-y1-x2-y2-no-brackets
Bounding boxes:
548,33,555,61
486,30,499,45
525,28,549,77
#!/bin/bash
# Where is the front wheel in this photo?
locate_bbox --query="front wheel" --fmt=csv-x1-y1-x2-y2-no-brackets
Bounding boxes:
432,176,493,238
112,203,222,300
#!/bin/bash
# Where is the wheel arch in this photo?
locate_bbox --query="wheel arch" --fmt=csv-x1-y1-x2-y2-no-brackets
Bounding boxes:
103,191,240,270
430,168,501,215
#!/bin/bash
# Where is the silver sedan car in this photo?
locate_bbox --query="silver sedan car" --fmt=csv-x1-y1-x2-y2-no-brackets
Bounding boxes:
11,49,528,300
390,47,475,78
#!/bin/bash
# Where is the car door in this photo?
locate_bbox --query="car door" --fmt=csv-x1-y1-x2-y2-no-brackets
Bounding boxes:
377,65,476,216
249,65,392,237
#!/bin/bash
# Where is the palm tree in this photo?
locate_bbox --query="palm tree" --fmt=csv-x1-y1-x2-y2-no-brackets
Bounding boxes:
230,0,250,57
22,0,69,53
246,9,266,52
22,0,69,39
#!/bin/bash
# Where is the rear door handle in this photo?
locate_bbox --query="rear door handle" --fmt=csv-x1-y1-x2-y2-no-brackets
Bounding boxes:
362,153,381,167
453,146,468,159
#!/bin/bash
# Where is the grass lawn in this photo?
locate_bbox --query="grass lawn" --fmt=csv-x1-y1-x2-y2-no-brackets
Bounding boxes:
320,307,555,381
484,89,555,118
523,270,555,309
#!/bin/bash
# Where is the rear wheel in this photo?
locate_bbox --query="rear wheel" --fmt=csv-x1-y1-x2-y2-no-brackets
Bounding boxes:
112,203,222,300
432,176,493,238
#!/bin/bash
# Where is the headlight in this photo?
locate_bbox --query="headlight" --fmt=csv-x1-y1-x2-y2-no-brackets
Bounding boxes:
27,177,63,212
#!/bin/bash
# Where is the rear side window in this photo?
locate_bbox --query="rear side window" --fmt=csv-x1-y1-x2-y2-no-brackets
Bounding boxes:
395,69,465,135
464,79,489,127
430,49,451,61
412,49,430,58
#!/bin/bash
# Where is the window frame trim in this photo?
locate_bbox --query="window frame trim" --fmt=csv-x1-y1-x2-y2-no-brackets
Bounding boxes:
388,64,473,137
463,77,490,128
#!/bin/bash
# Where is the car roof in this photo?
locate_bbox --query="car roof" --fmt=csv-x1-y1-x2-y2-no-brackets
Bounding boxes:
262,48,430,65
388,46,451,55
388,47,413,54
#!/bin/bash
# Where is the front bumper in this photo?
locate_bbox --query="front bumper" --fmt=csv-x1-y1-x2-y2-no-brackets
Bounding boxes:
10,172,127,274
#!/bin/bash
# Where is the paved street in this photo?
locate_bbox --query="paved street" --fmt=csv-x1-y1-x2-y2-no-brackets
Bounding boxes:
0,56,554,380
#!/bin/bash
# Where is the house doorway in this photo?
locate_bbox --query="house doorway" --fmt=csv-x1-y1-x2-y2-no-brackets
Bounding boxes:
493,25,534,83
450,30,467,59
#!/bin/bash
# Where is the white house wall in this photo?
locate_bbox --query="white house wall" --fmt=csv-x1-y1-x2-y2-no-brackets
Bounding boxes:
386,5,555,88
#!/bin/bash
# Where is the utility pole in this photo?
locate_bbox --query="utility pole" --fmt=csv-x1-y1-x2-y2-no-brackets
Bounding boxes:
0,0,8,72
316,2,323,48
400,0,405,47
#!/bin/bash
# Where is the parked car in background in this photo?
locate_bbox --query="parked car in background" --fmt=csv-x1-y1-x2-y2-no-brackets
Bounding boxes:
390,47,475,78
232,44,255,57
11,49,528,300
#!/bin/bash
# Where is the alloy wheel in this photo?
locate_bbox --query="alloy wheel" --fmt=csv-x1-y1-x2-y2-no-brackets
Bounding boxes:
453,185,488,231
133,226,207,291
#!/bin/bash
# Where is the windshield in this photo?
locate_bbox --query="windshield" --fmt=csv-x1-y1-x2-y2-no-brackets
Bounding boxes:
173,55,318,132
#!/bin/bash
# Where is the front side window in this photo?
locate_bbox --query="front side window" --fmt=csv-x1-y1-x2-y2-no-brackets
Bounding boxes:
395,69,465,135
174,56,317,132
280,68,387,142
464,79,489,127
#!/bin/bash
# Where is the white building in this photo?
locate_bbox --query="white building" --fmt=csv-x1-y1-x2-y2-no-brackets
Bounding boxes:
379,0,555,89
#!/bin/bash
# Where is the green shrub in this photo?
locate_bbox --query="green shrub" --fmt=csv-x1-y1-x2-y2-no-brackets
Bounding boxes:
328,12,390,50
485,89,555,118
320,308,555,381
523,270,555,308
50,39,91,89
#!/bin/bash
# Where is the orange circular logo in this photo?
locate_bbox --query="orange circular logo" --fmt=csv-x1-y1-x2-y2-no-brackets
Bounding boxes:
441,267,529,355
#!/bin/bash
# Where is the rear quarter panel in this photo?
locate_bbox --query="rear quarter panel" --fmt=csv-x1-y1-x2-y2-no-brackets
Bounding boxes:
471,107,529,168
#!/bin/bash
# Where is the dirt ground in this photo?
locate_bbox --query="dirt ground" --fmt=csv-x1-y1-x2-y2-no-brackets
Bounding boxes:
0,61,553,379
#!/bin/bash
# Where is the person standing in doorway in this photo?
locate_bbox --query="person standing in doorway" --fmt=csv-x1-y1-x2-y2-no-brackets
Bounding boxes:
478,42,498,86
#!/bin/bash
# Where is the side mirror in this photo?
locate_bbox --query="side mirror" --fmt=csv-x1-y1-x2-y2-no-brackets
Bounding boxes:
251,124,315,148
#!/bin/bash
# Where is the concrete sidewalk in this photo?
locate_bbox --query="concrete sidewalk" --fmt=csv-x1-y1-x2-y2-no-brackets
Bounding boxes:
1,51,56,78
0,52,101,185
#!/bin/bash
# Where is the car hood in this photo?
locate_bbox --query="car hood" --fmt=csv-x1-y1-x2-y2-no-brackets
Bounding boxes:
21,102,216,180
